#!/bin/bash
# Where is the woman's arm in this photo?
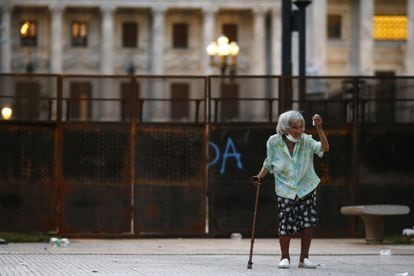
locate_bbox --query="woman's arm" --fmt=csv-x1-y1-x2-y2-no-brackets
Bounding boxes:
256,167,268,180
252,167,268,186
313,114,330,152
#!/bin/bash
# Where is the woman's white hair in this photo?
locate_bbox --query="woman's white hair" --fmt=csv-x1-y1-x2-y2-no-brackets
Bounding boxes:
276,110,305,135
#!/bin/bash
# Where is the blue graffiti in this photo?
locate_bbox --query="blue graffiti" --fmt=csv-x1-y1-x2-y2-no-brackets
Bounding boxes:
208,142,220,166
208,137,243,174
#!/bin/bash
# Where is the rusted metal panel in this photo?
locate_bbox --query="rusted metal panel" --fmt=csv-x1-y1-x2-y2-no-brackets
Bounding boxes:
134,124,206,235
0,124,56,232
357,125,414,235
207,124,354,237
60,124,131,234
207,124,277,237
1,74,414,238
135,185,205,235
314,128,353,237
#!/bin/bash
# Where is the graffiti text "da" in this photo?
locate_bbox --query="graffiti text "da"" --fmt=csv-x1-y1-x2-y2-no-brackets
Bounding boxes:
208,137,243,174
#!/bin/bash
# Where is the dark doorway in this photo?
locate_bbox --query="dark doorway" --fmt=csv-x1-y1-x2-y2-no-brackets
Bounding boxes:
69,82,92,120
15,81,41,120
220,82,239,121
170,83,190,120
120,82,141,121
375,71,395,123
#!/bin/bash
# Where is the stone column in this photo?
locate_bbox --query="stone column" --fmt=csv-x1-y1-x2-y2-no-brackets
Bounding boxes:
271,5,282,75
405,0,414,75
270,5,282,117
306,0,326,75
202,7,217,75
247,7,267,120
399,0,414,121
151,6,166,75
358,0,374,75
1,3,12,73
252,7,267,75
50,4,64,73
149,6,167,120
100,5,115,75
100,5,116,121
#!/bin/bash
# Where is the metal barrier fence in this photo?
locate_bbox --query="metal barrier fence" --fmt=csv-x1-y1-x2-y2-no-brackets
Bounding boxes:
0,74,413,237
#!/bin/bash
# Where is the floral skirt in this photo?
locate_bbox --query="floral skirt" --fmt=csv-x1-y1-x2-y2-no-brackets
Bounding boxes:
277,190,318,236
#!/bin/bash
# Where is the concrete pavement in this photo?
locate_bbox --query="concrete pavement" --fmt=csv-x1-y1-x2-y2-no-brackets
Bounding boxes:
0,238,413,275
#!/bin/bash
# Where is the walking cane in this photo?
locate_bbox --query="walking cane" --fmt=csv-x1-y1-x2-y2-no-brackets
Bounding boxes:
247,176,261,269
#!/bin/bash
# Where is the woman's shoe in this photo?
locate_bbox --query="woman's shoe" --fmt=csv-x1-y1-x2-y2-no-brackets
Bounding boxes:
278,258,290,269
298,258,317,269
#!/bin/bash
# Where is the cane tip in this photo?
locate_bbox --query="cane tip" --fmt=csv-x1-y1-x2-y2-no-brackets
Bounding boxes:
247,262,253,269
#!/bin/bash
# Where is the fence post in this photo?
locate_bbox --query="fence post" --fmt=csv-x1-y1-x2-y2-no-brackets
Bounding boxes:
279,76,293,112
350,76,360,235
55,74,63,233
129,75,138,234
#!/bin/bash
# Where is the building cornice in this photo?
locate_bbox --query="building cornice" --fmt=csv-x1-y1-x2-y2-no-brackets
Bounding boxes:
10,0,277,11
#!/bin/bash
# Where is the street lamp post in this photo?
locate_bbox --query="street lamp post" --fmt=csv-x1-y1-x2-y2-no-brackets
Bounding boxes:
293,0,312,78
206,35,240,122
282,0,293,77
281,0,312,111
206,35,240,76
293,0,312,110
281,0,293,112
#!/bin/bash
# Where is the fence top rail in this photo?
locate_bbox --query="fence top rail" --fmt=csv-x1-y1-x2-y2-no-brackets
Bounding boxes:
0,95,58,100
208,75,414,79
2,73,414,80
0,73,208,79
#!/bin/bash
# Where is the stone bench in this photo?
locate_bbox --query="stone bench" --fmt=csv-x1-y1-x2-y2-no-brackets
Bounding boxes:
340,205,410,243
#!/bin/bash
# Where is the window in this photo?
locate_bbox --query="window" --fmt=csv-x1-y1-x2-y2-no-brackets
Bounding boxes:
71,21,88,47
69,82,92,120
374,15,407,41
20,20,37,46
222,24,238,42
122,22,138,48
172,23,188,48
220,83,239,121
120,82,141,121
327,15,342,39
170,83,190,119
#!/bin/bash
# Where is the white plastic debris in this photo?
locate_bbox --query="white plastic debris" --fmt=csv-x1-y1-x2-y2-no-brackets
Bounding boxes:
395,272,409,276
379,249,392,256
402,228,414,236
60,238,71,246
230,233,242,240
49,237,71,247
49,237,59,246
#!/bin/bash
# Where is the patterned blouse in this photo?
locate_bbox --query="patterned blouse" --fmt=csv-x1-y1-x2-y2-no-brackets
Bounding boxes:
263,133,324,199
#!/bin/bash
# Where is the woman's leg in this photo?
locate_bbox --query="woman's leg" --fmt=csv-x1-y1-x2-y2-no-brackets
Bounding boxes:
298,190,318,262
279,235,291,260
300,227,313,262
276,195,295,262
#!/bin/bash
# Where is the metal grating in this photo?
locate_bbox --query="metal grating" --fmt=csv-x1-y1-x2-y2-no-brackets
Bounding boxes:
61,124,131,233
0,125,55,232
134,125,205,235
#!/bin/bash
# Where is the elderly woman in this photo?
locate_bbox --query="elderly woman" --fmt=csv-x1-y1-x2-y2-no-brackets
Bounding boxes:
252,110,329,269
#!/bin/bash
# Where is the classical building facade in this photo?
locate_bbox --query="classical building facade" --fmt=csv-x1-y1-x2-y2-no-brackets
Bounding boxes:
1,0,413,76
1,0,414,122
